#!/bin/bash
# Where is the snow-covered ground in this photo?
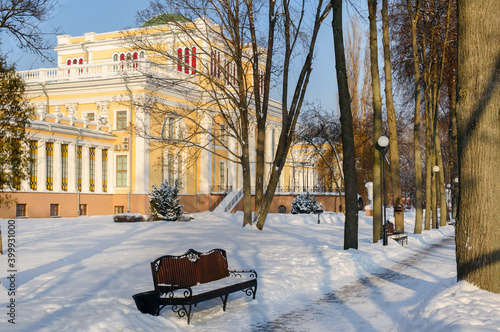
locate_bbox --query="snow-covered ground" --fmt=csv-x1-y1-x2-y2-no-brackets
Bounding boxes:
0,211,498,331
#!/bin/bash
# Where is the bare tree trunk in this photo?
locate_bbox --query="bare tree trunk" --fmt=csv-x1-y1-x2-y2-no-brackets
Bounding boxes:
241,121,253,227
424,97,432,230
449,89,459,220
346,17,362,119
408,0,424,234
382,0,405,232
435,134,448,226
456,0,500,293
332,0,358,250
431,150,438,229
368,0,383,242
254,0,331,230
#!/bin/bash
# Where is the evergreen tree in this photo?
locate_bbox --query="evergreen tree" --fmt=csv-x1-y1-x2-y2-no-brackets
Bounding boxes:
291,193,323,214
0,58,34,207
149,180,184,221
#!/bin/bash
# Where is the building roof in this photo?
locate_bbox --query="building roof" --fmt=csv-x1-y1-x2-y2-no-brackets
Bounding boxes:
141,13,191,27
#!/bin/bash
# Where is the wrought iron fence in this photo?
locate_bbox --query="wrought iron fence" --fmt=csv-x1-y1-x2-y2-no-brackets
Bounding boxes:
210,185,232,193
225,189,244,212
209,194,227,212
251,185,339,193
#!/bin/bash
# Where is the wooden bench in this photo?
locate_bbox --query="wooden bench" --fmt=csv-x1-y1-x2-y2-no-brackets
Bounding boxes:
386,221,408,246
150,248,257,324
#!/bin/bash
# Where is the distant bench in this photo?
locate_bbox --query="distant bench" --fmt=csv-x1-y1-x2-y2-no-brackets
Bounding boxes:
386,221,408,246
150,248,258,324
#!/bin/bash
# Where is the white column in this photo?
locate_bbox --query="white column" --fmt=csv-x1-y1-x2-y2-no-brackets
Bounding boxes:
53,141,62,192
199,116,212,194
249,127,256,187
108,148,115,193
174,149,180,184
264,126,273,183
20,141,31,191
68,142,76,192
228,136,237,191
162,148,170,183
135,108,149,194
82,145,90,193
37,140,46,192
275,129,282,188
95,147,103,193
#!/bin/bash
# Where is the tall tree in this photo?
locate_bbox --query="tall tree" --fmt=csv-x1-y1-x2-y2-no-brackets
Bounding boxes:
382,0,405,232
368,0,384,242
391,0,457,231
345,18,375,202
0,58,34,207
332,0,358,249
254,0,332,230
0,0,57,59
407,0,424,234
0,0,54,206
298,106,344,196
456,0,500,293
133,0,331,230
132,3,259,227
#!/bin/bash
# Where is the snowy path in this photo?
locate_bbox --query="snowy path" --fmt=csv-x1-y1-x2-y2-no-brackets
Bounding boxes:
251,235,457,332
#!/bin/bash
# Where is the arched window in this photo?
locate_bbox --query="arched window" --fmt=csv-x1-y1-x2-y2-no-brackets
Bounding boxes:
132,52,139,69
67,59,71,66
78,58,84,74
184,48,190,74
113,54,119,62
191,47,196,74
126,53,132,61
140,51,145,59
177,48,183,72
73,59,78,65
120,53,125,61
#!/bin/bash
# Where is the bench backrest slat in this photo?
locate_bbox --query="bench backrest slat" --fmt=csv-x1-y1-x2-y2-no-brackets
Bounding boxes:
152,249,230,287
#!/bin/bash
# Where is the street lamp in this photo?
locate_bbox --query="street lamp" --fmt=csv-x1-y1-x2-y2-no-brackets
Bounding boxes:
377,135,389,246
433,165,440,229
453,177,459,219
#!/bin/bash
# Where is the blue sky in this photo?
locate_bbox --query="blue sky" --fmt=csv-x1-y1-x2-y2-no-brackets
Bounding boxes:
3,0,348,110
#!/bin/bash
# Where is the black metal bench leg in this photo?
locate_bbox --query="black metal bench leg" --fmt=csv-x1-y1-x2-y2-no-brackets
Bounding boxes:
221,294,228,311
172,305,192,324
186,305,192,324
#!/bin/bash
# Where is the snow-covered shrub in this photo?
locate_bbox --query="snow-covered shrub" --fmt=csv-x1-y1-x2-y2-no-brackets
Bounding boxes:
291,192,323,214
113,213,152,223
149,180,184,221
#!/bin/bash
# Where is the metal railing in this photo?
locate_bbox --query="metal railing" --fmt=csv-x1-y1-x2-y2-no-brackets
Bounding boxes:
224,189,244,212
210,185,232,193
251,185,340,193
209,193,227,212
18,60,182,83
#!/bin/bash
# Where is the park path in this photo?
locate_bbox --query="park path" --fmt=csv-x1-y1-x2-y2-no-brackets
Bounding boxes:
251,235,457,332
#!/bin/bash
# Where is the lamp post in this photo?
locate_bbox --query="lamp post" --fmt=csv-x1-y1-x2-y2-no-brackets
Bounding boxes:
377,135,389,246
453,177,459,219
433,165,440,229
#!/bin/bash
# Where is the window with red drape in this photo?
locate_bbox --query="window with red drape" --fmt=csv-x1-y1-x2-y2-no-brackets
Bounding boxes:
191,47,197,74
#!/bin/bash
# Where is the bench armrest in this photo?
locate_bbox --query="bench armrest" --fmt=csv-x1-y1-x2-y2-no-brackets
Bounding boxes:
158,285,193,298
228,269,258,279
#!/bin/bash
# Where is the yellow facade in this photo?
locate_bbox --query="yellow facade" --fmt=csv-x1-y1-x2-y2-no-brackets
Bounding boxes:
3,16,330,219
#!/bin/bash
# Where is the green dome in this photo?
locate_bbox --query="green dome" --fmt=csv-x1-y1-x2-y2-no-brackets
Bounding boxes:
141,13,191,27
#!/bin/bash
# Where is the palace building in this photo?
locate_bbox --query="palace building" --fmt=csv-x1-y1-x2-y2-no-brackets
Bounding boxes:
2,16,340,219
